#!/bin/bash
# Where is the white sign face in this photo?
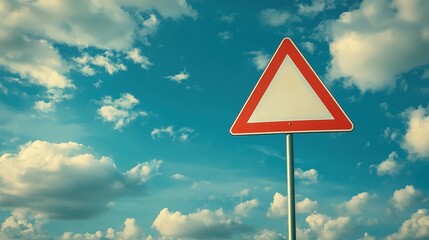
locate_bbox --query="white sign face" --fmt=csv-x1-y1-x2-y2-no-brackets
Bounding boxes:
248,56,333,123
230,38,353,135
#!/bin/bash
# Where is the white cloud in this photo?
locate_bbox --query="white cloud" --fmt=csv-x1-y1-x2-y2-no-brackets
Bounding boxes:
384,127,400,142
74,49,152,75
152,208,251,239
0,210,47,240
233,199,259,217
60,217,147,240
60,231,103,240
1,0,134,50
306,213,351,240
298,0,326,17
74,52,127,75
218,31,233,40
121,0,197,20
0,140,161,219
340,192,373,214
0,31,73,90
33,100,55,113
391,185,421,211
297,227,312,240
267,192,287,218
297,198,318,213
171,173,189,181
97,93,148,130
259,9,299,27
91,53,127,75
267,193,317,217
177,127,196,141
306,213,329,232
0,0,195,50
81,65,95,76
165,70,190,83
0,0,196,110
151,126,195,141
190,180,211,190
126,160,162,183
375,152,402,176
295,168,319,185
151,126,174,139
137,14,160,46
254,229,286,240
386,209,429,240
32,88,73,113
319,217,351,240
327,0,429,92
126,48,152,69
301,41,315,54
248,51,270,71
237,188,250,198
401,106,429,160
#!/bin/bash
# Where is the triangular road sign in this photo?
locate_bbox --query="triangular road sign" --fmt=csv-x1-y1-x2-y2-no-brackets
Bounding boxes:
231,38,353,135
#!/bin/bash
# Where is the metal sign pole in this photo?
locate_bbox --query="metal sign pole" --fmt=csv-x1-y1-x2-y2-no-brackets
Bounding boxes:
286,133,296,240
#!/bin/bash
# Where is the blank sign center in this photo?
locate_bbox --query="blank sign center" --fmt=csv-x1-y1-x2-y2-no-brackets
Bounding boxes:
248,56,333,123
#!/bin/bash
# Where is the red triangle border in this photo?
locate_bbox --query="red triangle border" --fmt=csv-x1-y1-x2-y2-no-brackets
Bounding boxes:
231,38,353,135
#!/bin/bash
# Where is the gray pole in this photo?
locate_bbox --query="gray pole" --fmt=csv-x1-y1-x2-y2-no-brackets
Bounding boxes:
286,133,296,240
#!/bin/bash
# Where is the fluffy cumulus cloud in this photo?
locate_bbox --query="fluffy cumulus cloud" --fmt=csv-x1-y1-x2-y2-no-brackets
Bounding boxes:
267,193,317,218
254,229,286,240
0,140,161,219
126,48,153,69
0,0,195,50
259,9,299,27
121,0,197,20
0,31,73,90
165,70,190,83
60,218,146,240
298,0,328,17
152,208,252,239
267,192,287,218
0,213,151,240
73,51,127,76
126,160,162,183
171,173,189,181
386,209,429,240
327,0,429,92
305,213,351,240
301,41,315,54
151,126,196,141
0,0,196,108
97,93,148,130
33,100,55,113
401,106,429,160
295,168,319,185
340,192,374,214
297,198,318,214
375,152,402,176
73,48,149,75
0,210,47,240
233,199,259,217
391,185,421,211
248,51,270,71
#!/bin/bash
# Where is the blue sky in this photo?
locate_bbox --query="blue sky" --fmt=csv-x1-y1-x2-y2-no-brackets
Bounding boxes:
0,0,428,239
